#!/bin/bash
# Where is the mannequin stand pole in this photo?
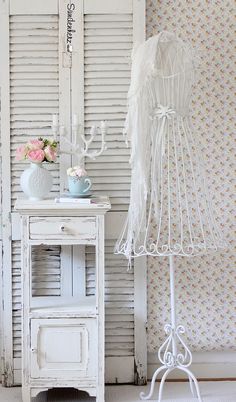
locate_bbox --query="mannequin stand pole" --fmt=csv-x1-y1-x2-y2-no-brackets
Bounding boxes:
140,255,203,402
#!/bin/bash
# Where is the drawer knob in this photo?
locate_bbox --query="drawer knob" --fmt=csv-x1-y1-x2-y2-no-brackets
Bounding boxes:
60,225,65,232
31,348,37,353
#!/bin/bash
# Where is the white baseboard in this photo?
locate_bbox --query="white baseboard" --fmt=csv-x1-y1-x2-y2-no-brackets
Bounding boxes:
12,352,236,385
148,351,236,380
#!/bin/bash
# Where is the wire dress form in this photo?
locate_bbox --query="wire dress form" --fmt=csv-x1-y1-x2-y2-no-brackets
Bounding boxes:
115,32,226,402
115,32,225,263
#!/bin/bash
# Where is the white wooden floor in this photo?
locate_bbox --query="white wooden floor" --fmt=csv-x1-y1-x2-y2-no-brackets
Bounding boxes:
0,382,236,402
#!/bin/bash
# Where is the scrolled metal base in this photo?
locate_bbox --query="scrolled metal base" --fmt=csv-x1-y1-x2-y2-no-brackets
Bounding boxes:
140,324,203,401
140,365,202,402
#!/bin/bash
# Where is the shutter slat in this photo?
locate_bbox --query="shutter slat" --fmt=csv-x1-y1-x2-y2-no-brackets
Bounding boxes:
85,35,132,43
85,67,130,75
85,101,126,108
85,86,129,94
11,71,59,79
10,29,58,37
10,79,58,86
10,43,58,51
10,57,58,65
11,93,59,100
85,72,130,81
84,14,132,22
9,15,58,23
85,77,130,86
11,86,58,94
85,42,132,51
10,22,58,30
10,51,58,59
11,100,59,107
10,65,59,72
10,36,58,44
85,21,132,29
11,108,58,115
85,56,129,65
85,49,131,58
85,105,127,113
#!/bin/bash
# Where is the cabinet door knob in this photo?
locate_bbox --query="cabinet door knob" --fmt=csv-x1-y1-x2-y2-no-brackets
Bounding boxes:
31,348,37,353
60,225,65,232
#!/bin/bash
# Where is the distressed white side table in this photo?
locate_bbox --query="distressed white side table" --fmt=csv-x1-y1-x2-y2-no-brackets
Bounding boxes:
15,197,111,402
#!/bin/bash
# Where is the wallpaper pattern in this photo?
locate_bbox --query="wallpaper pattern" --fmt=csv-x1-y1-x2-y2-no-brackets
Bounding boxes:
146,0,235,352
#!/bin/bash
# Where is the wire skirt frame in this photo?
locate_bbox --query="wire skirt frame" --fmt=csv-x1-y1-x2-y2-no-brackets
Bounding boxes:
115,114,226,261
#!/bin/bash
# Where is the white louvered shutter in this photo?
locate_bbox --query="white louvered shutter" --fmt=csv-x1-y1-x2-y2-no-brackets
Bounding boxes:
10,10,61,384
73,0,146,383
0,0,146,386
9,12,61,362
0,0,63,385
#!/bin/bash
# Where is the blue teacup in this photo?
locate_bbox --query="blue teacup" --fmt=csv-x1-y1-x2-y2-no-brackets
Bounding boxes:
68,175,92,196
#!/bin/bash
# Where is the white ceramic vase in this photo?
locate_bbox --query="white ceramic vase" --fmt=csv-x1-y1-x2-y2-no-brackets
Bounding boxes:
20,163,53,201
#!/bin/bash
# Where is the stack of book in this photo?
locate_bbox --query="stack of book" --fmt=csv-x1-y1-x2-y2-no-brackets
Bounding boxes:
54,194,106,205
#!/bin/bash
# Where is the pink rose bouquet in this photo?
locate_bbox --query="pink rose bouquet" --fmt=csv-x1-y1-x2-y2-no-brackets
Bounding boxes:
16,137,58,164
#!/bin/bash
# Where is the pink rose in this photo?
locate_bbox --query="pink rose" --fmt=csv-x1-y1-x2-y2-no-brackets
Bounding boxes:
28,149,45,163
75,167,87,177
16,145,28,161
28,139,44,150
44,145,57,162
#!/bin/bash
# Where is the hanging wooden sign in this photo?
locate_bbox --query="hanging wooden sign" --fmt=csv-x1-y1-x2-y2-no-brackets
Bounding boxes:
66,3,76,52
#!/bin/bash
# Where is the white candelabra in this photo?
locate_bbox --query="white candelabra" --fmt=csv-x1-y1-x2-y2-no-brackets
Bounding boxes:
51,113,108,163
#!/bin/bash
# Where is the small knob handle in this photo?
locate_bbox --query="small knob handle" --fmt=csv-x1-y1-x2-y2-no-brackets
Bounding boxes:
31,348,37,353
60,225,65,232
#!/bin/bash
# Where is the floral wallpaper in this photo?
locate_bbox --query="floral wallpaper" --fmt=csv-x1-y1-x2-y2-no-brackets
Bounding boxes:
146,0,235,352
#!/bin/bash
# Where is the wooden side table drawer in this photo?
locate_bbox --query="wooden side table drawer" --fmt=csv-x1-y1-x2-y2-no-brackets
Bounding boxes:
30,317,97,379
29,216,96,240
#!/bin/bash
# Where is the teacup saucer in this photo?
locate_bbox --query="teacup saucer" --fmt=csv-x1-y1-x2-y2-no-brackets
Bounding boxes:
62,191,93,198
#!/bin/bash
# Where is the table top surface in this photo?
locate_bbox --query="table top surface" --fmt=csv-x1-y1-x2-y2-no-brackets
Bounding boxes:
15,196,111,215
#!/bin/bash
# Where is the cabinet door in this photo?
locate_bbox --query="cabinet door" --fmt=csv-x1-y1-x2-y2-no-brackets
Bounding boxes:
31,318,97,380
